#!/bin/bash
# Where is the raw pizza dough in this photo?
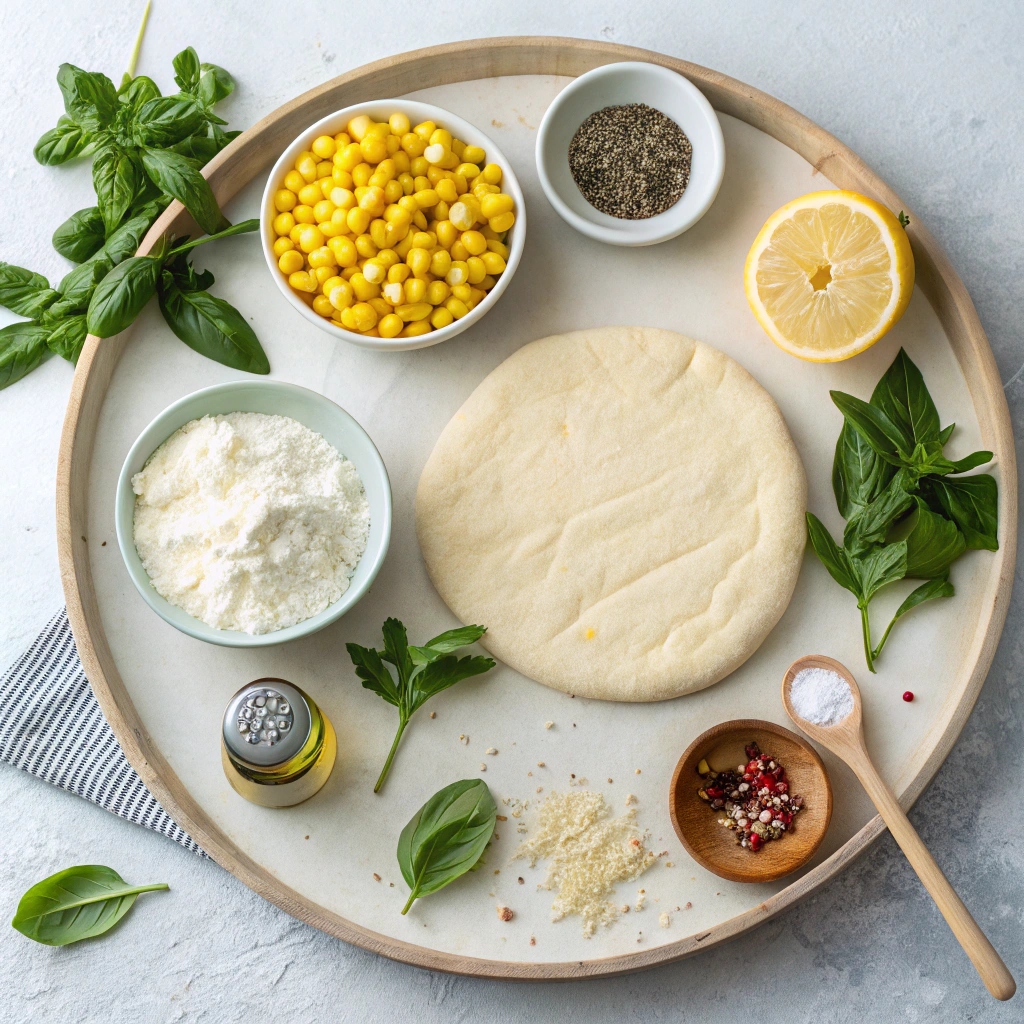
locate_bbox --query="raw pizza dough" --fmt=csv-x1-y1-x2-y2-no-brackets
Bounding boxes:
416,326,807,701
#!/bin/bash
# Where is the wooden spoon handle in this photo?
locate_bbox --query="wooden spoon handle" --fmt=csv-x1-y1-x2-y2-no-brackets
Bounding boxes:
853,755,1015,1000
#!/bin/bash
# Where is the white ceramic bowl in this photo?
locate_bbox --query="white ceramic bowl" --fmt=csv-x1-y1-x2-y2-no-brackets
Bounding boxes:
115,380,392,648
261,99,526,351
536,62,725,246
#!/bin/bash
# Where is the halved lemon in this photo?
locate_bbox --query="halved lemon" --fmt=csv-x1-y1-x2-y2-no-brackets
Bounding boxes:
744,190,915,362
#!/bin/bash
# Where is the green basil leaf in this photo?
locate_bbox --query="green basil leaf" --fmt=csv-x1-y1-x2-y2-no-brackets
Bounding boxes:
408,624,488,666
34,115,91,165
904,502,966,578
52,206,106,263
380,617,412,679
0,322,51,390
169,133,221,164
141,147,227,235
851,540,907,603
924,475,999,551
411,655,495,710
833,421,897,521
58,256,114,310
870,348,940,446
167,218,259,256
908,440,958,477
938,423,955,445
948,450,993,474
86,256,161,337
157,282,268,373
211,125,241,151
872,576,955,661
165,257,215,292
46,315,89,363
99,201,164,265
397,779,496,914
831,390,910,465
806,513,859,596
134,96,206,147
843,470,916,557
172,47,201,93
198,62,235,105
118,74,160,108
11,865,168,946
94,146,143,232
0,263,57,317
346,643,401,707
56,64,118,131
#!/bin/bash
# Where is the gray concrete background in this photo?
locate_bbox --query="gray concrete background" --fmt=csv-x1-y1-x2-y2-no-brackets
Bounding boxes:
1,2,1021,1020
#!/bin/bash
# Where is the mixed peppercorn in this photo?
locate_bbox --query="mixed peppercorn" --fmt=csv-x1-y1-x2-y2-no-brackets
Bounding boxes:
696,742,803,852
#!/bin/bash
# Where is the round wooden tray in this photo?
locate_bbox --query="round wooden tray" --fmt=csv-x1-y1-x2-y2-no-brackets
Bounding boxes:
56,37,1016,979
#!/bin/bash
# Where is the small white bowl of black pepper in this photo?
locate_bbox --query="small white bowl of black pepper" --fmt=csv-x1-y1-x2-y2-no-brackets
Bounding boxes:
536,62,725,246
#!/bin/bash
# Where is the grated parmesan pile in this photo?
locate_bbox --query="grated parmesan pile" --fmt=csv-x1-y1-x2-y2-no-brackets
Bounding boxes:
513,790,654,936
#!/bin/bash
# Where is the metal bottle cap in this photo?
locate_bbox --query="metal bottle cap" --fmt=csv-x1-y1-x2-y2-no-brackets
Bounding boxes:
222,679,312,767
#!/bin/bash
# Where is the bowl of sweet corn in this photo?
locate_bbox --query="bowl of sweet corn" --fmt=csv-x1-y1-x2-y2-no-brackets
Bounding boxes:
261,99,525,350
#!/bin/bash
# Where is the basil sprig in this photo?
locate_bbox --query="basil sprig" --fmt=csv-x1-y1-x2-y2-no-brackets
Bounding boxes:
0,21,260,391
397,779,496,914
807,348,998,671
347,619,496,793
11,865,168,946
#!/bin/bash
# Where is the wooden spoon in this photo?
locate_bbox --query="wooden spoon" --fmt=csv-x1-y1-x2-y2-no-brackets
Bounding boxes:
782,654,1015,1001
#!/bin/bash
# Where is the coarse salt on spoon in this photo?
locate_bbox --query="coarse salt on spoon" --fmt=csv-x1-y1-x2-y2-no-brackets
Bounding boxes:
782,654,1015,1002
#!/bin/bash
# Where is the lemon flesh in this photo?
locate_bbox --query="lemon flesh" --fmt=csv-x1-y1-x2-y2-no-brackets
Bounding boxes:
744,191,915,362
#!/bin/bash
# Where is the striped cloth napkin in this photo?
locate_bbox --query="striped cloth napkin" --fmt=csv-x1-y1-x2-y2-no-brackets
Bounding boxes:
0,608,205,856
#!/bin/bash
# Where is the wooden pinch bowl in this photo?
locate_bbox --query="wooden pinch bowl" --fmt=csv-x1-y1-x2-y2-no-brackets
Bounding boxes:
669,719,833,884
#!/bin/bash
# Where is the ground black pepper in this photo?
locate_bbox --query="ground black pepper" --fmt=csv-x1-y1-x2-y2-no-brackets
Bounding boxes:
568,103,692,220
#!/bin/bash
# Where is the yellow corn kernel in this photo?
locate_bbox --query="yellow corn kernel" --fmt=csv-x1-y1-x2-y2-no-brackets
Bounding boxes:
289,224,304,243
489,211,515,233
462,144,486,166
314,161,332,181
469,285,487,304
358,186,386,217
369,219,388,250
473,182,500,199
446,261,469,287
381,281,404,306
376,248,399,269
368,296,391,318
429,306,454,330
313,266,334,286
426,165,447,186
397,195,420,216
350,274,380,301
389,112,411,136
397,172,415,196
435,220,458,249
362,259,386,285
384,222,409,248
482,163,502,184
340,266,359,280
401,132,426,158
308,245,338,269
358,135,386,163
404,277,427,303
423,143,449,166
328,235,358,267
339,306,356,330
366,121,391,139
351,163,373,188
284,169,306,193
393,151,411,174
347,115,372,141
274,189,297,213
396,301,432,322
329,280,354,309
387,262,411,284
393,235,414,259
298,225,325,253
412,188,439,210
295,205,317,225
378,312,404,338
288,270,317,293
461,230,487,256
333,131,351,147
317,177,336,201
321,274,344,296
445,296,470,319
312,199,335,223
273,211,296,236
422,280,446,305
452,163,477,182
427,128,452,150
355,233,378,259
410,175,428,193
332,166,354,190
450,282,472,303
338,142,364,171
408,231,434,250
480,250,507,274
481,274,497,290
429,178,455,207
376,158,397,181
406,247,431,278
486,238,510,259
381,180,401,204
278,249,305,275
413,120,436,141
431,200,448,222
466,255,487,284
448,201,476,232
330,187,356,210
428,249,452,278
451,137,466,159
297,155,319,183
349,301,378,331
400,321,433,338
318,218,343,238
312,294,334,317
409,210,426,231
450,240,470,262
384,205,411,227
346,207,371,235
480,193,514,219
410,156,429,177
273,236,295,257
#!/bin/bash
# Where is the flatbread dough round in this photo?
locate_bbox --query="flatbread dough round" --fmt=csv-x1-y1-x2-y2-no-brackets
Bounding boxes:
416,327,807,701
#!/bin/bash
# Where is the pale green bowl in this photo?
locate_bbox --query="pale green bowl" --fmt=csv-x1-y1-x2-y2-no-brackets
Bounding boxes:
115,380,392,648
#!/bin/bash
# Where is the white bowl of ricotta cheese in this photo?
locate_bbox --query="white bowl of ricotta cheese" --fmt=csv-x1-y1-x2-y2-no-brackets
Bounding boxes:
115,380,392,647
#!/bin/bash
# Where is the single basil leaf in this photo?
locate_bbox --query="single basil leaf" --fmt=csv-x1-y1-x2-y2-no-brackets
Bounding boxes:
831,391,909,465
141,147,227,235
380,617,412,677
198,62,235,106
870,348,940,446
46,315,89,362
56,64,118,131
411,655,495,710
806,513,859,596
872,576,955,661
172,47,201,93
134,96,206,147
0,322,52,390
157,282,269,373
397,779,496,914
169,133,221,164
925,475,999,551
948,450,993,474
345,643,400,707
843,470,915,557
833,420,895,519
58,256,114,309
86,256,161,337
165,258,215,293
0,263,56,317
903,502,966,578
11,865,168,946
52,206,106,263
94,146,142,233
938,423,955,446
100,201,163,265
409,624,488,666
34,115,91,165
118,74,160,108
212,125,241,151
851,540,907,602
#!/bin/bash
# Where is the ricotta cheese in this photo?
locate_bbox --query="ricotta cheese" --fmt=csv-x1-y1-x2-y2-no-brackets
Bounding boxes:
132,412,370,634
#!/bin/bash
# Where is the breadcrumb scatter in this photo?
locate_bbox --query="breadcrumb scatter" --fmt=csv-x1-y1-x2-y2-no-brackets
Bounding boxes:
497,905,514,921
659,912,670,928
513,790,655,936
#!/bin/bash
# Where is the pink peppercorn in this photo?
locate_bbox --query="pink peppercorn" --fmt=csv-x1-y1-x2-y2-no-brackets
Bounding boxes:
903,691,914,702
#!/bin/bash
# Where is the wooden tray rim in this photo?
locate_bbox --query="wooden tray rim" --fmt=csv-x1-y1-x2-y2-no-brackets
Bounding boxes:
55,36,1018,980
